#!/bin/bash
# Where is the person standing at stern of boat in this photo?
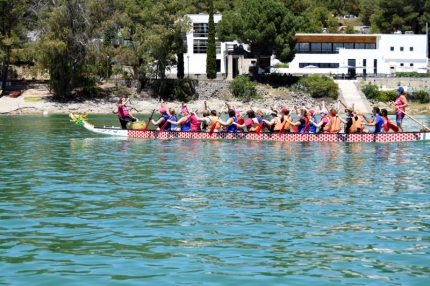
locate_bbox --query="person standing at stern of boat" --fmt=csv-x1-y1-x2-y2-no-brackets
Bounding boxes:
151,107,170,131
363,107,384,133
391,86,408,132
117,97,138,129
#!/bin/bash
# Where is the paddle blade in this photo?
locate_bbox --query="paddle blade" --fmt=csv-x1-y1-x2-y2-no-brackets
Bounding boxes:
255,121,264,135
159,119,168,133
292,126,298,133
208,122,216,135
389,122,399,132
278,122,286,135
143,119,151,131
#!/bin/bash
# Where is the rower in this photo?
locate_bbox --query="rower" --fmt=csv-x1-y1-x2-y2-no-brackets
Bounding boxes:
363,107,384,133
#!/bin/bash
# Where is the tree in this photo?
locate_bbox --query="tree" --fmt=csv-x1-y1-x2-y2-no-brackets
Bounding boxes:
0,0,29,94
217,0,298,80
206,0,217,79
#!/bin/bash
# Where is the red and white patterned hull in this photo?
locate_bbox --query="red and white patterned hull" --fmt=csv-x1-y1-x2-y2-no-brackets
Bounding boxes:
82,122,430,143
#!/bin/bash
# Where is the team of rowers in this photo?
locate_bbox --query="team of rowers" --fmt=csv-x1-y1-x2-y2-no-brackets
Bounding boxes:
146,100,403,134
116,86,408,134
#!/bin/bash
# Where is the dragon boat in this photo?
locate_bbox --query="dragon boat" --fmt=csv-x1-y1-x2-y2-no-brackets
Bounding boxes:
69,113,430,143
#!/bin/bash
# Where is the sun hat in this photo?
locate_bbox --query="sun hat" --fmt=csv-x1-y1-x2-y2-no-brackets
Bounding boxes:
159,107,166,113
320,109,328,115
396,86,404,93
281,107,289,113
235,110,241,115
308,109,315,115
181,108,188,113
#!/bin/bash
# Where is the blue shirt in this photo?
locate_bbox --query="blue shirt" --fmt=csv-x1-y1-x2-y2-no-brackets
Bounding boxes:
374,115,384,133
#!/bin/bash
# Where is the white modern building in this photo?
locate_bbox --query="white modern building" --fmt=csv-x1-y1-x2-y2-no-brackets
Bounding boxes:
170,15,428,79
273,33,428,76
169,14,270,80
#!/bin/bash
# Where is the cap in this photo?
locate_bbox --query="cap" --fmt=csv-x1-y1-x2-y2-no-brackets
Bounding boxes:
281,108,289,113
308,109,315,115
396,86,404,93
181,108,188,113
211,110,217,115
235,110,241,115
320,109,328,115
159,107,166,113
345,107,353,113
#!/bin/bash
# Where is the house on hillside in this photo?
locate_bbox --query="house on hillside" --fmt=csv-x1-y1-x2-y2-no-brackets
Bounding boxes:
282,33,428,77
167,14,271,80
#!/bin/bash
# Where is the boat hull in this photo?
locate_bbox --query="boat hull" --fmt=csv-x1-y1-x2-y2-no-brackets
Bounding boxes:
81,121,430,143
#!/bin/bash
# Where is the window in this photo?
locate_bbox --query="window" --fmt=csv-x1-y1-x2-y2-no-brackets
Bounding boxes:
410,63,414,67
344,43,354,49
410,47,414,51
311,43,322,52
299,43,309,52
333,43,343,51
390,47,394,51
193,39,221,54
193,23,208,38
322,43,332,52
400,63,404,66
355,43,365,49
366,43,376,49
193,39,208,53
400,47,404,51
299,63,339,68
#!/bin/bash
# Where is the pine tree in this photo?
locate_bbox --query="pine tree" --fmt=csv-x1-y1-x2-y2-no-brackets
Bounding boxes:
206,0,217,79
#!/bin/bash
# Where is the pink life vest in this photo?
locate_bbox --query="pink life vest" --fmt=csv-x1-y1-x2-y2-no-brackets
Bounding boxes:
117,104,130,117
189,115,201,131
395,96,405,114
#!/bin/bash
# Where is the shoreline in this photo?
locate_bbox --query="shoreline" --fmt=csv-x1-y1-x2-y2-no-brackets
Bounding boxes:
1,85,429,116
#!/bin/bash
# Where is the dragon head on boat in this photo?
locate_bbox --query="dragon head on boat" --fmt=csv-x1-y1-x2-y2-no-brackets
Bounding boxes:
69,113,93,128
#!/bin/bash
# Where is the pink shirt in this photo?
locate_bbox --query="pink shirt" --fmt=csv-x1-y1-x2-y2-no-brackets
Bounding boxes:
321,117,330,133
395,96,405,113
118,104,130,117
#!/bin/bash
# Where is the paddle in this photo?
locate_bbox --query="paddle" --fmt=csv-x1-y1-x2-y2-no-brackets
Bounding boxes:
390,104,430,131
256,110,271,135
278,107,294,135
208,106,224,135
143,99,160,131
159,104,182,133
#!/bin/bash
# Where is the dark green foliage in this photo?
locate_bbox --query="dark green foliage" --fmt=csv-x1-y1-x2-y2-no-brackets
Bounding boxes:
396,72,430,78
265,73,300,86
361,83,380,99
206,0,217,79
177,53,184,79
299,74,338,99
411,89,430,103
378,90,397,102
150,79,194,102
229,75,261,100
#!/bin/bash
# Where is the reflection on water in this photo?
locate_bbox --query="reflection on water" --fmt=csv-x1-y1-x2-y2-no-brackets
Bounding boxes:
0,115,430,285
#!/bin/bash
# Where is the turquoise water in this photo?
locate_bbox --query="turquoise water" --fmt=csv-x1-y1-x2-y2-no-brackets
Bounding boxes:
1,114,430,285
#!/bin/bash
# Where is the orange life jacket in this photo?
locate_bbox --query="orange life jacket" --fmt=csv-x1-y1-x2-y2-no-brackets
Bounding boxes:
330,116,341,132
208,115,221,130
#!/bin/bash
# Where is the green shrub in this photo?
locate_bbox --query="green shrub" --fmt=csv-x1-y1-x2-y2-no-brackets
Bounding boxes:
395,71,430,77
378,90,397,102
361,83,379,99
275,63,289,68
298,74,338,99
229,75,260,100
413,89,430,103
